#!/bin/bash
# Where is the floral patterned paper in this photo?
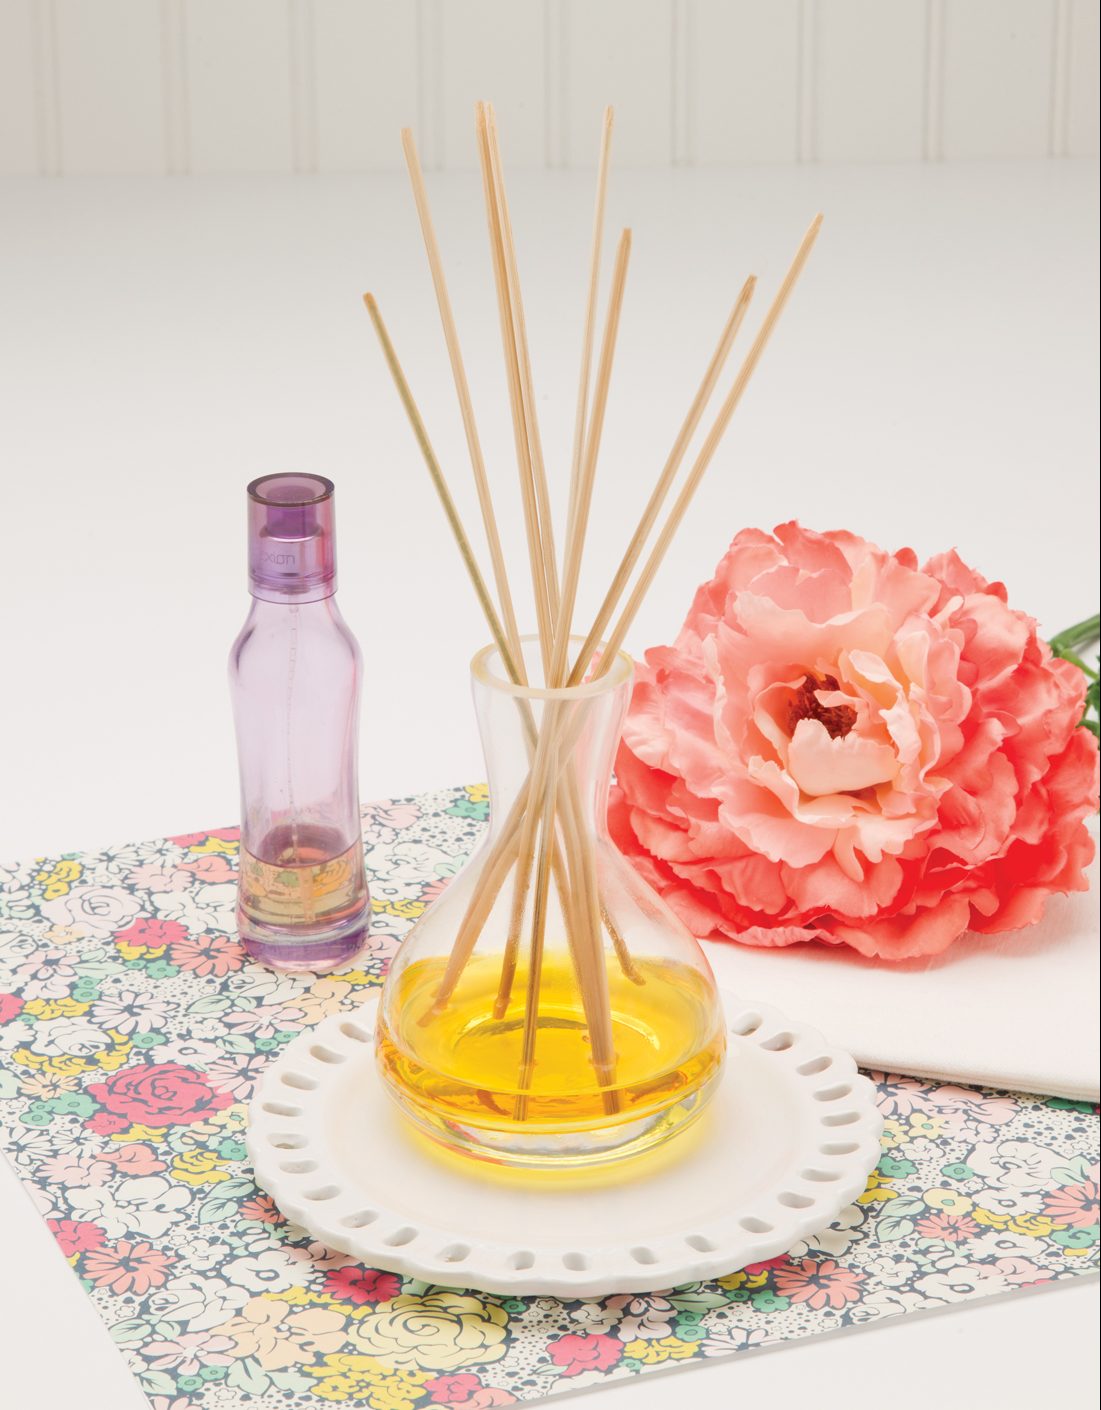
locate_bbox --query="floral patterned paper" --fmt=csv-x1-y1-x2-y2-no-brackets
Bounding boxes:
1,786,1098,1410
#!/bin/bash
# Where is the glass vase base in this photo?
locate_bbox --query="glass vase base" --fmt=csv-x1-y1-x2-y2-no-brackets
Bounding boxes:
238,909,370,974
380,1063,724,1171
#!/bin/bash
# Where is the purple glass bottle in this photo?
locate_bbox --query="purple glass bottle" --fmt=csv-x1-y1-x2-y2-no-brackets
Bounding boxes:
229,473,369,971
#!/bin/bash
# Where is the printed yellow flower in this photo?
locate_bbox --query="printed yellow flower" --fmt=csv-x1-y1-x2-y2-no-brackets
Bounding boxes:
857,1171,898,1205
350,1293,508,1371
13,1049,91,1077
880,1119,907,1150
1006,1212,1059,1238
211,1103,248,1131
35,858,83,899
622,1336,700,1365
188,835,238,856
94,1039,134,1072
372,897,426,922
111,1122,168,1143
465,783,489,803
24,998,91,1020
717,1268,769,1291
170,1149,231,1186
216,1296,346,1370
305,1356,432,1407
115,941,165,961
923,1187,973,1215
907,1114,942,1141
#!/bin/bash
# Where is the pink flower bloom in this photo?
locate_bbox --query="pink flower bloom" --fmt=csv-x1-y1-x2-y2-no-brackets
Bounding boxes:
83,1111,131,1136
0,992,25,1024
167,931,244,978
99,1142,167,1177
48,1218,107,1257
113,917,190,951
773,1258,866,1310
86,1063,233,1127
179,854,237,885
743,1254,791,1275
125,861,192,894
39,1152,113,1189
84,1239,177,1295
450,1393,517,1409
240,1195,287,1225
168,827,239,849
915,1212,981,1243
203,1052,268,1101
425,1374,484,1404
320,1266,401,1305
1042,1177,1099,1228
548,1333,624,1377
141,1331,234,1376
610,523,1099,959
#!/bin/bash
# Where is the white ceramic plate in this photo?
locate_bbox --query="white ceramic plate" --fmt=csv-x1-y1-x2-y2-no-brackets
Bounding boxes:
246,991,883,1297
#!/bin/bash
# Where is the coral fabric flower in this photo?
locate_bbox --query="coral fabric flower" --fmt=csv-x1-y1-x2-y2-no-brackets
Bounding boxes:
48,1217,107,1257
112,917,190,951
609,523,1099,959
547,1332,624,1377
0,992,24,1024
772,1257,866,1310
86,1062,233,1126
1042,1176,1099,1228
167,931,245,978
84,1239,177,1294
321,1265,402,1306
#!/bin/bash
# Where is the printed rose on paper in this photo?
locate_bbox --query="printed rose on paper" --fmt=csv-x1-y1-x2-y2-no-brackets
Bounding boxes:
610,523,1099,959
86,1064,234,1128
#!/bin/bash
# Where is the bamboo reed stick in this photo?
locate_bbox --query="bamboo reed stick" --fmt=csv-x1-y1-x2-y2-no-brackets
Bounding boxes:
400,127,525,674
565,106,615,578
567,275,757,687
485,104,560,618
549,227,631,687
362,293,522,688
476,104,556,668
599,214,824,665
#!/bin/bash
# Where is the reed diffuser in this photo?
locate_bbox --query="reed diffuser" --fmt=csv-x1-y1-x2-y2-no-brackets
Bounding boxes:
366,104,821,1168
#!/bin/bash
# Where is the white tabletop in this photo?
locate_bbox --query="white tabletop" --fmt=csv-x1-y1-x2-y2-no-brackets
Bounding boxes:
1,159,1098,1406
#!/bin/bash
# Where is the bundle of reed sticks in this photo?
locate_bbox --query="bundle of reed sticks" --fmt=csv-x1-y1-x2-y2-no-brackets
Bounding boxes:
365,103,821,1116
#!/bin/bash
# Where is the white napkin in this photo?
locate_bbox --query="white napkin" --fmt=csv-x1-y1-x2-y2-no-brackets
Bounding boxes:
701,842,1099,1101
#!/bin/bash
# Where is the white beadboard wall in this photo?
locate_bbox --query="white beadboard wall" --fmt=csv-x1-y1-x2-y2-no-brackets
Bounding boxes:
1,0,1097,175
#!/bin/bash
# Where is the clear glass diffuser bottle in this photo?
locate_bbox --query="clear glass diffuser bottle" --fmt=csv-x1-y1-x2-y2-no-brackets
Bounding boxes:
229,473,369,972
376,638,726,1168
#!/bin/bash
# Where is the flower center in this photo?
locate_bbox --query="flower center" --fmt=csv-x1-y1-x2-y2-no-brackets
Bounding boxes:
786,674,857,740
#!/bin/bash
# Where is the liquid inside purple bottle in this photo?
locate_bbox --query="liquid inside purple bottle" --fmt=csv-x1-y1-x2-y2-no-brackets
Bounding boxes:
229,473,369,971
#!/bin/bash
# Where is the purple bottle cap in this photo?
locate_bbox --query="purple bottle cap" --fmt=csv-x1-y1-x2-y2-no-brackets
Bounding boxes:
247,473,337,602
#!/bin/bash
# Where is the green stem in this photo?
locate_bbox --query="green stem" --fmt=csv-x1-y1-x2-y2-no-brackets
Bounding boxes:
1049,612,1100,655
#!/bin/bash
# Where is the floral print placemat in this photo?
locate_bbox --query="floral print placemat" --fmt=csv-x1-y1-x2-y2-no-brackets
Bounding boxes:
1,787,1098,1410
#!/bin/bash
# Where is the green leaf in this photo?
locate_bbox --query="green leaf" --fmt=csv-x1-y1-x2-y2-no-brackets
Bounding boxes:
268,1369,316,1392
875,1213,916,1242
218,1034,257,1055
226,1357,272,1395
668,1290,729,1313
216,1176,259,1198
1050,1156,1093,1185
187,995,234,1016
876,1196,925,1218
137,1370,178,1396
0,1071,21,1101
197,1195,241,1225
109,1317,152,1344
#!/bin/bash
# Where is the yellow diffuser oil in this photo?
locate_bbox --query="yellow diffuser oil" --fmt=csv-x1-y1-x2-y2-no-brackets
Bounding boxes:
375,639,727,1169
377,952,724,1164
